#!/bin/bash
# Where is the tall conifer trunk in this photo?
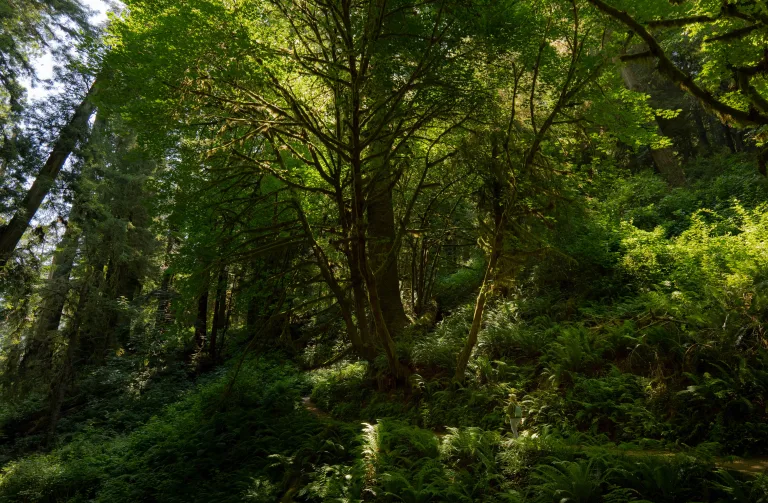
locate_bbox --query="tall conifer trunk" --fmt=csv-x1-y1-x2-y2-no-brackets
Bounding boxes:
46,276,90,446
0,83,97,267
19,215,80,379
155,230,176,327
209,264,227,360
195,271,210,351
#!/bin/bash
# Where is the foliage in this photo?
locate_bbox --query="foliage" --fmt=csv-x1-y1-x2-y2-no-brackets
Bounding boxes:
3,0,768,501
0,358,320,502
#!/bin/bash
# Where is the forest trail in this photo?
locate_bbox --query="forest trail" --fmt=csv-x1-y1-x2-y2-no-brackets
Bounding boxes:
714,457,768,475
607,448,768,476
301,396,331,420
300,396,768,476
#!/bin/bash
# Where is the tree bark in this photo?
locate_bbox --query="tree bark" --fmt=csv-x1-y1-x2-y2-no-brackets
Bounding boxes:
194,272,210,351
721,123,737,153
367,175,409,337
587,0,768,126
18,217,80,382
348,66,400,377
648,146,684,185
209,264,227,361
733,127,746,152
0,82,97,267
245,261,260,337
46,275,90,446
619,54,686,186
155,229,176,327
292,196,367,358
45,323,77,447
218,272,236,356
455,196,504,382
691,106,711,155
352,164,400,378
108,265,142,349
348,249,375,359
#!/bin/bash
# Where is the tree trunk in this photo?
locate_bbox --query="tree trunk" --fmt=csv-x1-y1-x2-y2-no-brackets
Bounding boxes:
347,79,400,377
721,123,737,153
648,146,685,186
691,106,711,155
108,265,142,349
348,241,375,359
733,128,746,152
209,264,227,361
367,178,409,337
194,272,210,351
455,202,504,382
292,196,367,358
0,82,97,267
45,324,77,447
218,273,236,356
155,230,176,327
245,261,260,336
20,216,80,378
619,55,686,186
352,163,400,377
335,180,374,359
46,275,90,446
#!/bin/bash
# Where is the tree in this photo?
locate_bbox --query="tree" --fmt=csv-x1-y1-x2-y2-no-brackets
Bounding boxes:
587,0,768,127
17,204,80,381
618,48,686,186
453,0,605,381
109,0,483,380
0,81,98,268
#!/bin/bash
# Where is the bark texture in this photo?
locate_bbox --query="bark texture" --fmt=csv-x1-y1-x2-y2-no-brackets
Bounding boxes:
19,218,80,379
367,176,409,337
210,264,227,360
620,60,686,186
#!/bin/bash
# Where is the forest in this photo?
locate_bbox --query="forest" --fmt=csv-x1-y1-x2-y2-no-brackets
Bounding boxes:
2,0,768,501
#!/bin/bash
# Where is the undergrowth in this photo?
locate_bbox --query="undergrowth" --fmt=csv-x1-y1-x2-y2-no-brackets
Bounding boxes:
3,157,768,501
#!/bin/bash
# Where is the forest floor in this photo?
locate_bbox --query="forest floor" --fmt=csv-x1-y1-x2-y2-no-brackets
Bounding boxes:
301,395,768,477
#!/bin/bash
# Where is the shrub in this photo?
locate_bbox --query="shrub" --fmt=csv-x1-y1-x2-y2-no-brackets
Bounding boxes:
309,361,368,415
0,358,321,503
477,303,555,361
542,325,606,386
411,305,473,373
567,370,661,442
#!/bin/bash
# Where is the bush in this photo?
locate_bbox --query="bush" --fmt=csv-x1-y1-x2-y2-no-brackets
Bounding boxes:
412,304,473,373
309,361,368,415
566,370,661,442
542,325,606,386
477,304,555,361
0,358,321,503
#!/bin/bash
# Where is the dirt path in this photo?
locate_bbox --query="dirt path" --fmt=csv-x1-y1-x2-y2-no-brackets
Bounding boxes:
713,457,768,475
598,447,768,476
299,397,768,476
301,396,331,420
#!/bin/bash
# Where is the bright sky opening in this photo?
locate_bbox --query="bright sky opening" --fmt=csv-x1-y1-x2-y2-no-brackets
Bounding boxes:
24,0,111,100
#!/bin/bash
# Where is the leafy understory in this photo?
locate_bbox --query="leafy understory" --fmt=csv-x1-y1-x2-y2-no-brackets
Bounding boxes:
2,0,768,501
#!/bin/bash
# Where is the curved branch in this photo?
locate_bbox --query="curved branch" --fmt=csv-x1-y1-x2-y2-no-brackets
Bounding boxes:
586,0,768,126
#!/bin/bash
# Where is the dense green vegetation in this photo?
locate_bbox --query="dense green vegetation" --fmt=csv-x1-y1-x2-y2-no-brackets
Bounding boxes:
2,0,768,501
